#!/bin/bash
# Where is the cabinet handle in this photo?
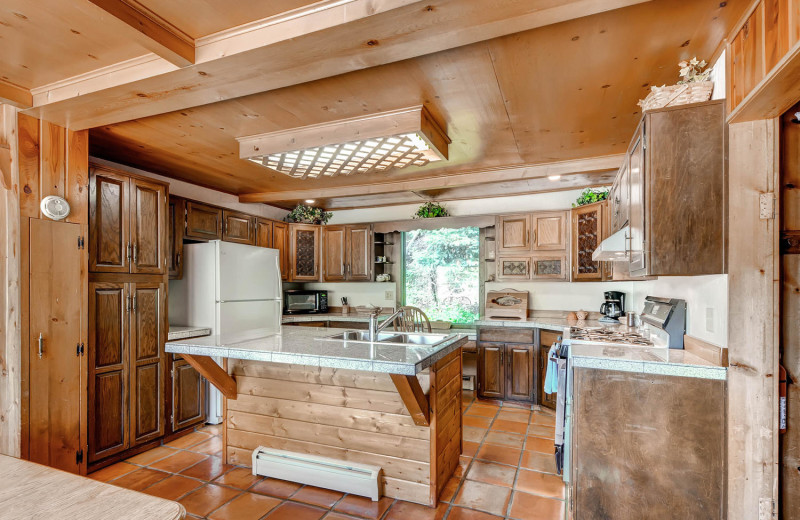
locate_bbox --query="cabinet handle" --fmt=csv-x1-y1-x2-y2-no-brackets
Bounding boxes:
126,295,131,314
38,333,44,359
133,243,138,265
531,230,536,247
126,243,132,262
176,252,181,266
133,295,137,313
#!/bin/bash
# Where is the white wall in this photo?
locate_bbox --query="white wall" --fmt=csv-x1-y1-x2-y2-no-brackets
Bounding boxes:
485,280,633,315
299,282,397,310
89,157,287,220
328,189,585,224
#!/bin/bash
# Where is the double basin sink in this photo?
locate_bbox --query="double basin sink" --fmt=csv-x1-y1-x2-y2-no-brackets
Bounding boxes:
319,330,450,347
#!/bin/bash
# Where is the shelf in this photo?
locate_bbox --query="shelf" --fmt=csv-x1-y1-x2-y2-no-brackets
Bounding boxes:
374,242,395,246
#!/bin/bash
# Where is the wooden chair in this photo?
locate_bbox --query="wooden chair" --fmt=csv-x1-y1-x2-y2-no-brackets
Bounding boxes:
393,306,432,333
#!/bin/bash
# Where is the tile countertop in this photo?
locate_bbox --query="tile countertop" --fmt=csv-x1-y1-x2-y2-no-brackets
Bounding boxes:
569,343,727,380
166,325,468,376
167,325,212,341
284,313,477,339
474,316,604,333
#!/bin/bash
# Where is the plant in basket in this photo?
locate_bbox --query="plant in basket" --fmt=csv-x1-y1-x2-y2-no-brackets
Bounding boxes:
638,57,713,112
286,203,332,225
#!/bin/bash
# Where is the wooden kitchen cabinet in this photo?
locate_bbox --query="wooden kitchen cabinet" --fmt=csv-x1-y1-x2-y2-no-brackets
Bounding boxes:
222,210,256,245
273,222,290,281
531,255,568,281
477,342,505,399
88,281,167,463
171,356,206,432
255,218,273,248
290,224,320,281
505,344,535,402
322,224,373,281
90,167,168,275
185,201,222,241
531,211,568,251
571,201,605,281
497,214,531,253
167,196,184,279
609,159,630,234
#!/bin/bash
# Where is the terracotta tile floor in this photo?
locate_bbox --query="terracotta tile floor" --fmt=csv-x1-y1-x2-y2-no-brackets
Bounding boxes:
90,391,564,520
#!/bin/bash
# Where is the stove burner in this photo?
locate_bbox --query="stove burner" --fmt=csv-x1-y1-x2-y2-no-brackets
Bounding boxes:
569,327,654,346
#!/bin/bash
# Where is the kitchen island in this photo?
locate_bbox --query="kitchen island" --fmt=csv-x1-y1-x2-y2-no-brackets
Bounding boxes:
166,325,467,507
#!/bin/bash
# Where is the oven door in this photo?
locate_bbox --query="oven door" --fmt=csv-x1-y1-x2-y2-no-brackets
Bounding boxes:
284,291,319,314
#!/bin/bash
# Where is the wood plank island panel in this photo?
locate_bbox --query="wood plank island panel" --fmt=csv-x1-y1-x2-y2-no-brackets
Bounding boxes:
226,348,462,507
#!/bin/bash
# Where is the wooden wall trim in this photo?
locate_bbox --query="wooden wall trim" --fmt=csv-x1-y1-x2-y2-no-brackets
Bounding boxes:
0,81,32,110
726,119,780,518
0,105,21,457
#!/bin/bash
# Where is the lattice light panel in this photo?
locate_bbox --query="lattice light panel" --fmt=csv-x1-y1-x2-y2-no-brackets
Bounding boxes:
238,106,449,179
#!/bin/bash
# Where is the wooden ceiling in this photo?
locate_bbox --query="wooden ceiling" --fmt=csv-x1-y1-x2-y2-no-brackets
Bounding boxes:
3,0,748,209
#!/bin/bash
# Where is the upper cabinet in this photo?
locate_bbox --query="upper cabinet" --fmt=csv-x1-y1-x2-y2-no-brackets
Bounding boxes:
185,201,222,241
273,222,290,281
322,225,373,282
90,166,167,275
255,218,273,249
222,210,256,245
290,224,320,282
610,101,726,277
497,214,531,253
571,201,606,281
531,212,567,251
167,196,185,280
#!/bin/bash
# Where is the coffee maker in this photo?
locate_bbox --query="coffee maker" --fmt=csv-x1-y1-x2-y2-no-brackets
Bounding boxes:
599,291,625,323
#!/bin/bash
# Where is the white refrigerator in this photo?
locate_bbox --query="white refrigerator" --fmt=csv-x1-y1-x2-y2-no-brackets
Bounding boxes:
169,240,282,424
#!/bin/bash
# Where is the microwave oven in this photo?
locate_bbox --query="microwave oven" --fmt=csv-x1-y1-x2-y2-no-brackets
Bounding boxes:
283,289,328,314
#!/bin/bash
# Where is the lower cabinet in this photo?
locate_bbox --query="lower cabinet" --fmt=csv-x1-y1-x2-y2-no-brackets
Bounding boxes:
539,331,559,410
171,355,206,432
477,338,536,403
88,281,167,464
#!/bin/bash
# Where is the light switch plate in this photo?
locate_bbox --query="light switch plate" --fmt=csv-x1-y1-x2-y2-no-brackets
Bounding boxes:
759,193,775,219
384,290,394,300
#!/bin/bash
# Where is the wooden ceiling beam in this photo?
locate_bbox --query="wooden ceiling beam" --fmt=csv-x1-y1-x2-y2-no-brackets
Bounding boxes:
85,0,195,67
26,0,650,130
238,154,624,203
0,80,32,109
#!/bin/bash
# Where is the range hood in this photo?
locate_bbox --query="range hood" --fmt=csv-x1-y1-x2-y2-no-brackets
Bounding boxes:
592,226,630,262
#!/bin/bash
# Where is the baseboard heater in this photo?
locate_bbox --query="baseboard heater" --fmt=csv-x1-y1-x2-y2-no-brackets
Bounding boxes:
251,447,382,501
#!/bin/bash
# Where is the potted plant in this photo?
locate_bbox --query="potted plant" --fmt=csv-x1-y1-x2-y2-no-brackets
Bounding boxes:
413,201,449,219
572,188,609,207
638,57,714,112
286,203,332,225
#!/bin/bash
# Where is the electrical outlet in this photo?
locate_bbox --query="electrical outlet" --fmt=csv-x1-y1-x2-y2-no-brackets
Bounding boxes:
705,307,715,333
384,290,394,301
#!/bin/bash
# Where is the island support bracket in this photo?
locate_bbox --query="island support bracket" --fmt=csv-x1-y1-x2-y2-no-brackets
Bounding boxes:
182,354,238,400
390,374,430,426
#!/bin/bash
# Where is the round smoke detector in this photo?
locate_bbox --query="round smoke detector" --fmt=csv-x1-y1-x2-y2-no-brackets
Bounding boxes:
40,196,71,221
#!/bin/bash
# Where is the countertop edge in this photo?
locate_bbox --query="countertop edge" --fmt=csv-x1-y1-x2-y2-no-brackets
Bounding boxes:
571,354,727,380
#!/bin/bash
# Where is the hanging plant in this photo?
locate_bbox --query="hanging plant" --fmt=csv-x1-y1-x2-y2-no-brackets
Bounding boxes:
413,201,450,219
572,188,609,208
286,203,332,225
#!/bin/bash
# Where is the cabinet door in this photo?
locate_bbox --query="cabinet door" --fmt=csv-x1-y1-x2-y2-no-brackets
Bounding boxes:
273,222,290,281
572,203,603,281
347,225,373,281
322,226,347,281
496,257,531,281
497,215,531,253
168,196,185,279
290,224,320,281
129,282,166,446
478,343,505,399
532,211,567,251
185,201,222,241
506,344,535,402
172,358,206,431
88,282,129,463
89,169,130,273
628,126,647,274
531,255,568,281
255,218,273,248
130,178,166,275
29,219,83,472
222,210,256,245
617,157,631,232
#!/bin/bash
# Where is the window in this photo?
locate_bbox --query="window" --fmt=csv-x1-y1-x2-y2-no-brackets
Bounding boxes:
402,227,480,324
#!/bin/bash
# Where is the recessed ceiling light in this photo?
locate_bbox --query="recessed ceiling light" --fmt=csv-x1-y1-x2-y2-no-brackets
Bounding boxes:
237,106,449,179
305,199,316,204
548,175,561,181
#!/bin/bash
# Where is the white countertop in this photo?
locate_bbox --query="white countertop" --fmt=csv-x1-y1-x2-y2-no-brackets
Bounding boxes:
475,316,604,332
166,325,468,376
168,325,212,341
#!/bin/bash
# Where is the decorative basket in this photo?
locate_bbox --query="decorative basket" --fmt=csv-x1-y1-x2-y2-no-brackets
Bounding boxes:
637,81,713,112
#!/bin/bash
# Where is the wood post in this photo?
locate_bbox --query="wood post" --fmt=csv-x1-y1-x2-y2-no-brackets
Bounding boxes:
727,119,780,518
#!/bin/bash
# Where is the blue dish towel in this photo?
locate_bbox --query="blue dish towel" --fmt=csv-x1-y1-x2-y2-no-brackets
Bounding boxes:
544,343,559,394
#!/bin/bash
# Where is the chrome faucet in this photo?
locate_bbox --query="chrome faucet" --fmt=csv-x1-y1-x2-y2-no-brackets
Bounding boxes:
369,308,404,342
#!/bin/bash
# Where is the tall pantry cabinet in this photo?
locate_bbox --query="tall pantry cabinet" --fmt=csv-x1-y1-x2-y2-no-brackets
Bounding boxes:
88,165,169,466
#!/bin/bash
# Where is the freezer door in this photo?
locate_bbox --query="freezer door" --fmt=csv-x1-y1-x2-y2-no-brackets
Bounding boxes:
217,300,282,335
216,241,282,302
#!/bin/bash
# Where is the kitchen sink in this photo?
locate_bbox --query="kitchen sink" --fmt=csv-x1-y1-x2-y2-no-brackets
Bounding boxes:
319,330,450,347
